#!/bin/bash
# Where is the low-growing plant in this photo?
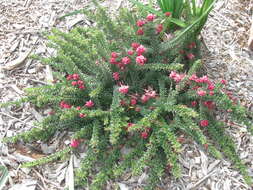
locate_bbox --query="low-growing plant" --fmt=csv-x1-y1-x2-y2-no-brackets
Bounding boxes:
1,1,252,189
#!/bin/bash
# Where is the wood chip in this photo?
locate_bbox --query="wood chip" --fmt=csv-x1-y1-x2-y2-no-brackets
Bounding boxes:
3,49,32,71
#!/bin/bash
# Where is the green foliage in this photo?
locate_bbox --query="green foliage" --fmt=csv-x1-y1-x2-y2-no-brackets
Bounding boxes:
0,165,9,190
1,1,253,189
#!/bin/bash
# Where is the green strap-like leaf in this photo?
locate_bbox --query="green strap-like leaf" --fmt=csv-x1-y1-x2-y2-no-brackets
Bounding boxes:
0,165,8,190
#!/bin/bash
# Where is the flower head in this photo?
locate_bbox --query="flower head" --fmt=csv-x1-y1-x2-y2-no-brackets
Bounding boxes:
221,79,227,85
113,72,120,81
72,74,79,80
71,81,78,86
156,24,163,33
197,90,206,96
70,139,80,148
111,52,118,58
127,50,134,55
66,74,73,80
118,85,129,94
131,43,140,50
130,98,137,106
165,12,171,17
79,113,87,118
141,94,150,103
122,57,131,65
146,14,156,22
136,20,146,27
200,120,209,127
136,45,146,56
137,28,144,35
191,101,197,107
141,131,149,139
85,100,94,108
187,53,195,60
136,55,147,66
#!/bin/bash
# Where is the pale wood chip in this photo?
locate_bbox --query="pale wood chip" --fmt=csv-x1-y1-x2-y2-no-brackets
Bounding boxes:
3,49,32,71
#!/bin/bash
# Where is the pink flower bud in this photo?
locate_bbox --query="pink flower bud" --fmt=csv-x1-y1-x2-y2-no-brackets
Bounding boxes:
111,52,118,58
127,50,134,55
200,120,209,127
197,90,206,96
146,14,156,22
79,113,87,118
136,45,146,56
72,74,79,80
113,72,120,81
137,28,144,35
70,139,80,148
85,100,94,108
136,20,146,27
131,43,140,50
136,55,147,66
118,85,129,94
165,12,171,17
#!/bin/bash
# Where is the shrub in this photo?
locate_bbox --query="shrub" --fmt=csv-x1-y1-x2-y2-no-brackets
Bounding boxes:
1,1,252,189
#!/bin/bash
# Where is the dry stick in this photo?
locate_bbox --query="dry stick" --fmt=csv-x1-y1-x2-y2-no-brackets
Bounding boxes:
188,170,217,190
0,112,40,129
32,168,48,190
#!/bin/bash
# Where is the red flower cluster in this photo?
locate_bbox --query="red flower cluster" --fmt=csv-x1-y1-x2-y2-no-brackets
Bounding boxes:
169,71,185,83
60,101,72,109
66,74,85,89
70,139,80,148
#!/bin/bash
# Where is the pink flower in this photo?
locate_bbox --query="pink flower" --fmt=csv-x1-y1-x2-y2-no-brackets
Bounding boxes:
77,80,84,85
76,106,81,110
78,85,85,89
113,72,120,80
208,84,215,91
187,53,195,60
169,71,185,82
136,55,147,66
127,50,134,55
111,52,118,58
188,42,196,49
189,74,198,81
130,98,137,105
199,76,209,83
156,24,163,33
136,45,146,56
136,20,146,27
197,90,206,96
221,79,227,85
141,94,150,103
122,57,131,65
79,113,87,118
146,14,156,22
70,139,80,148
85,100,94,108
203,101,215,109
165,12,171,17
71,81,78,86
110,57,117,64
141,131,149,139
200,120,209,127
169,71,177,78
174,74,185,83
118,85,129,94
191,101,197,107
72,74,79,80
137,28,144,35
60,101,71,109
209,91,214,96
66,75,73,80
131,43,140,50
145,88,157,98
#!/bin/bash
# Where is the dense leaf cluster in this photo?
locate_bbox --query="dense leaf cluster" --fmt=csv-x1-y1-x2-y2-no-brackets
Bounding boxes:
1,1,252,189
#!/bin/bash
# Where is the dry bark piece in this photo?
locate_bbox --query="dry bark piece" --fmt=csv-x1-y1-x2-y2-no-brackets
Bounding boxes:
248,16,253,51
3,49,32,71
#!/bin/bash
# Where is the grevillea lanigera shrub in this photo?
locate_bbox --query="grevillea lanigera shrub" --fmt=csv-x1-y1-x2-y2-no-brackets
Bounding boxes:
1,1,253,189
